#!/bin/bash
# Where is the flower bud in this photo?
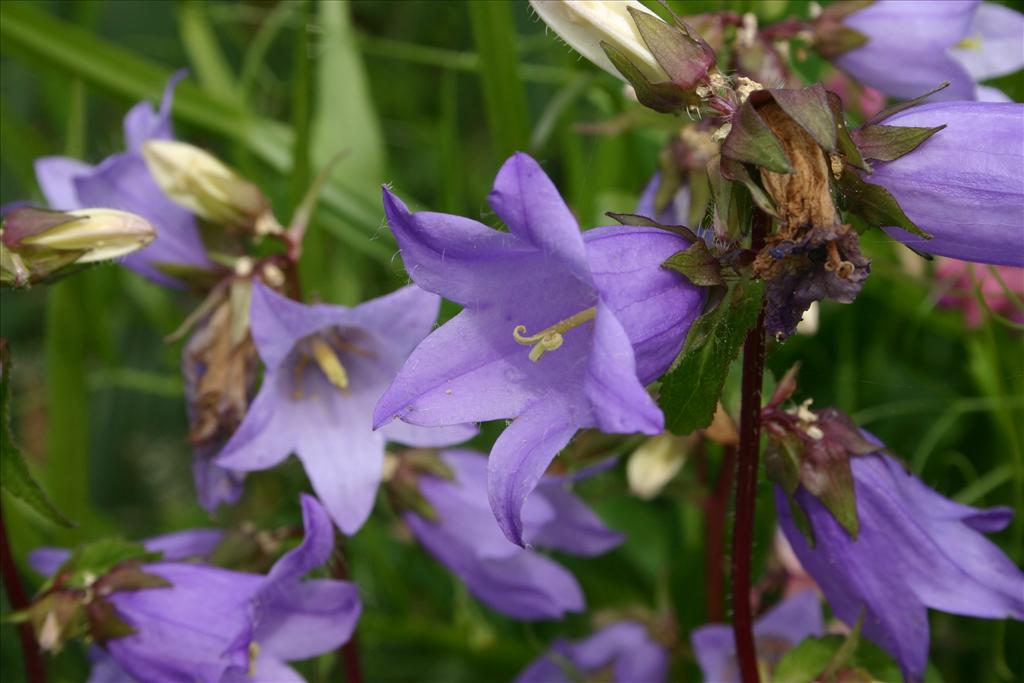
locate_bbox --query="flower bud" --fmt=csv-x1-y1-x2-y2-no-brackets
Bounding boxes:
142,140,271,229
626,433,692,500
530,1,666,84
1,207,155,287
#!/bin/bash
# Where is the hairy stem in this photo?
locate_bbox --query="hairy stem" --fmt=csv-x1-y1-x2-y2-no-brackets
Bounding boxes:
705,445,736,623
731,210,769,683
0,504,46,683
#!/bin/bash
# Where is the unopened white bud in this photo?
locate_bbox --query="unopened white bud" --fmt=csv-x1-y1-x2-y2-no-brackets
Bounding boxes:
627,433,688,500
16,209,155,263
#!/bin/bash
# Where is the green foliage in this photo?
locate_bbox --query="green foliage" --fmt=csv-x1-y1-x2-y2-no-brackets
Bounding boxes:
660,279,764,435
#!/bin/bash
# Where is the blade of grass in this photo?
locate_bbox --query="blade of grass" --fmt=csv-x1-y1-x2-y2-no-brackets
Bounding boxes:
176,1,243,104
468,0,530,160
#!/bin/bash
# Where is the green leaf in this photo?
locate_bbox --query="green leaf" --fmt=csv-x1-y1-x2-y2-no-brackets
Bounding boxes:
839,168,932,239
822,610,865,679
772,634,845,683
58,539,162,590
0,341,72,526
468,0,530,159
662,242,724,287
769,84,837,151
601,42,691,114
722,100,793,174
851,124,946,162
660,279,764,435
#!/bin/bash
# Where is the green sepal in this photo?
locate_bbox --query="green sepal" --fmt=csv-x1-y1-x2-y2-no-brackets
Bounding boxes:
662,242,724,287
867,81,951,125
718,156,778,218
826,92,870,171
604,212,703,244
802,437,860,539
659,278,764,435
785,492,816,548
722,100,794,173
151,261,224,290
764,435,803,495
813,23,868,61
53,539,163,592
86,598,137,645
767,85,837,151
851,123,945,162
838,168,932,239
0,340,73,526
601,42,693,114
627,7,714,90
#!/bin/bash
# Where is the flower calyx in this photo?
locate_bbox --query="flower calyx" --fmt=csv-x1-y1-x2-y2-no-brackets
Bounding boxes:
762,366,877,541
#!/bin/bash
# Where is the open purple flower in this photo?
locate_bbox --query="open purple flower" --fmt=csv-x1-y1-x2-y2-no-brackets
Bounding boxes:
691,590,824,683
30,495,360,683
834,1,1024,101
515,620,668,683
375,153,705,545
405,449,622,620
33,72,210,286
865,101,1023,267
776,453,1024,681
215,283,475,535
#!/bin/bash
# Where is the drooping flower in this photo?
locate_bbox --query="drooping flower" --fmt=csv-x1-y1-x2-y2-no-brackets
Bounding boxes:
375,152,705,545
861,101,1024,267
776,452,1024,681
215,283,475,535
935,258,1024,327
33,72,211,286
691,590,824,683
403,449,622,620
515,620,668,683
29,495,361,683
829,1,1024,101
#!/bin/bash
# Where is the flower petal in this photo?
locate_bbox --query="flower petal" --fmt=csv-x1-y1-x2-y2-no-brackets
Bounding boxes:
487,400,579,546
379,419,477,448
949,2,1024,81
343,284,441,367
527,478,624,556
381,187,538,306
691,623,736,683
123,70,185,151
249,283,348,370
28,548,71,577
487,153,593,286
295,395,386,535
585,300,664,435
752,590,824,645
215,376,296,471
869,101,1024,266
253,579,361,661
264,494,336,585
144,529,222,561
34,157,92,210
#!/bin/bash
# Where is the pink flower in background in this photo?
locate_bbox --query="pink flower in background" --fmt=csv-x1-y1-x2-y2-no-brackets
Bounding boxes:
935,258,1024,327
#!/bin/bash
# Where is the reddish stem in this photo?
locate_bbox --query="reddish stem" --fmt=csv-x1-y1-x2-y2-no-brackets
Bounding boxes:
330,539,364,683
731,210,769,683
0,504,46,683
705,445,736,623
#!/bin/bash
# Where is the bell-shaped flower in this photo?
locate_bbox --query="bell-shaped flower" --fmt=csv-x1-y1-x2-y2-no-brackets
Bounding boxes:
515,620,668,683
375,153,705,545
864,101,1023,267
404,449,622,620
831,1,1024,101
776,453,1024,681
215,283,475,535
33,72,210,287
29,495,361,683
691,590,824,683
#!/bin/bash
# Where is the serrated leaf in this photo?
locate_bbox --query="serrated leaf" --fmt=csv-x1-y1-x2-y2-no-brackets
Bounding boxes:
627,7,713,89
839,168,932,239
660,279,764,435
662,242,724,286
722,101,794,173
769,85,837,151
0,340,72,526
601,42,691,114
772,634,846,683
851,123,945,162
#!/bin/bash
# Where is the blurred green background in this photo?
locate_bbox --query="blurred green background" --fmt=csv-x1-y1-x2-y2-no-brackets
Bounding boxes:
1,1,1021,681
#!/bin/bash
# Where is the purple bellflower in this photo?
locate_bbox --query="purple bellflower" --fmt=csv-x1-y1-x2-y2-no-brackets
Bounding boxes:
515,620,668,683
30,495,361,683
835,1,1024,102
637,173,692,227
405,449,622,620
691,590,824,683
375,152,705,546
215,283,475,535
865,101,1024,267
33,72,210,287
776,453,1024,681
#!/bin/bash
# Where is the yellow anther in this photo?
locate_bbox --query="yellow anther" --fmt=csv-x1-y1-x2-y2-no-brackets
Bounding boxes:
310,337,349,390
512,306,596,362
954,35,982,51
248,641,261,677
